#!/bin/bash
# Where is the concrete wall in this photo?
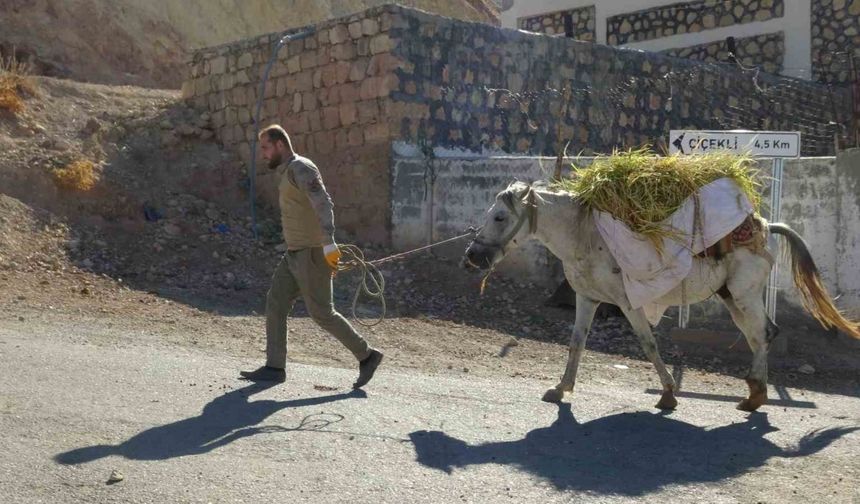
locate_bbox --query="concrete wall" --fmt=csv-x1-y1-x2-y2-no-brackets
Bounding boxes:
831,149,860,315
390,151,860,318
390,154,564,284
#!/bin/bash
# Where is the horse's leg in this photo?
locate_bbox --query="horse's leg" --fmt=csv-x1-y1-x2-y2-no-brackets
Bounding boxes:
724,250,774,412
542,294,599,403
721,293,774,412
622,308,678,410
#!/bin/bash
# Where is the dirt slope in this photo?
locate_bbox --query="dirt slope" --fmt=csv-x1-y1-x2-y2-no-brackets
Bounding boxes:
0,0,498,88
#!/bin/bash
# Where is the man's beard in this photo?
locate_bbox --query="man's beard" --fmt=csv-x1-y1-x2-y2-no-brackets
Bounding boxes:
267,151,282,170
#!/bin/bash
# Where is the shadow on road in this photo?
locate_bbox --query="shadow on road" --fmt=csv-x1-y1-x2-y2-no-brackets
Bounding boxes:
409,404,857,496
54,383,365,464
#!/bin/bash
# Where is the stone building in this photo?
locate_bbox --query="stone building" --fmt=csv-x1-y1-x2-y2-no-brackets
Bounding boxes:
501,0,860,84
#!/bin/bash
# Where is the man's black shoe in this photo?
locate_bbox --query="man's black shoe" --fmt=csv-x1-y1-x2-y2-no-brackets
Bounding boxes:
239,366,286,383
353,350,383,389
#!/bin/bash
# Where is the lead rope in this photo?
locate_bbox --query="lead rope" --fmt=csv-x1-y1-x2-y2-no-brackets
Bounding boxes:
335,227,481,327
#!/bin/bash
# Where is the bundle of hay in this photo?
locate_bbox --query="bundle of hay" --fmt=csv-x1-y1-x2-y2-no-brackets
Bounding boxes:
554,148,762,246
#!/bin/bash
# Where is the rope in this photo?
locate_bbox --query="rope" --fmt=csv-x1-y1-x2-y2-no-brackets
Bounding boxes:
336,244,386,328
335,227,481,327
369,228,481,266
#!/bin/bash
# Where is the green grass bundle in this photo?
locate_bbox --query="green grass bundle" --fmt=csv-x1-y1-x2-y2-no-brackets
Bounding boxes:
554,148,762,246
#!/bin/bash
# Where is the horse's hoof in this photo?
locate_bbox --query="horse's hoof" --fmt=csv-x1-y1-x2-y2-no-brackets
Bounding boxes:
736,397,764,412
739,379,767,411
542,388,564,403
656,392,678,410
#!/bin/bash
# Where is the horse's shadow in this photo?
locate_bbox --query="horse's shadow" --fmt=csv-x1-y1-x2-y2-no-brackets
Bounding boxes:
55,383,365,464
409,405,857,496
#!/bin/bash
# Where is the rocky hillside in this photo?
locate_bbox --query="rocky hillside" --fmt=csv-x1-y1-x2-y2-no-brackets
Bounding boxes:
0,0,498,89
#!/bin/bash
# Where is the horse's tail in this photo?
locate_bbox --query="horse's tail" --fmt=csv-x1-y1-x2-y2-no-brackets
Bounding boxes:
769,223,860,339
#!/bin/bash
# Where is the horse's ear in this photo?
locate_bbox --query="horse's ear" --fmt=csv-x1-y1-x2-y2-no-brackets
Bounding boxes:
499,190,515,211
517,188,529,205
518,185,543,206
525,190,545,207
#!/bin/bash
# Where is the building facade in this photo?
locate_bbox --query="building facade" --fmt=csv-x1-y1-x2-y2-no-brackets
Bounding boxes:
500,0,860,84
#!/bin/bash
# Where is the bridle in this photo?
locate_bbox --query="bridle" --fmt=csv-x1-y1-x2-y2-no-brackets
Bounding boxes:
472,185,539,253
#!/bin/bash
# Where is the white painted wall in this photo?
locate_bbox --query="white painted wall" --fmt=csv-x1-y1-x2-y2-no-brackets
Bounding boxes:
390,155,563,286
500,0,813,79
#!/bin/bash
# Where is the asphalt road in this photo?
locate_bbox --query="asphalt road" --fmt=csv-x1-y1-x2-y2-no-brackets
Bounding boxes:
1,324,859,504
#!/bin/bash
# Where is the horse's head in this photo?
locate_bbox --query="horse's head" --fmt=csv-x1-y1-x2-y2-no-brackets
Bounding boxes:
464,181,539,270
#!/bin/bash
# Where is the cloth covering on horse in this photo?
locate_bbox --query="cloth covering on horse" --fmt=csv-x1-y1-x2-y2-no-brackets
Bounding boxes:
593,177,764,324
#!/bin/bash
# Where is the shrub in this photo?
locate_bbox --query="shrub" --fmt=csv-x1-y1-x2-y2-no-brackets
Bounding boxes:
53,160,98,191
0,49,37,115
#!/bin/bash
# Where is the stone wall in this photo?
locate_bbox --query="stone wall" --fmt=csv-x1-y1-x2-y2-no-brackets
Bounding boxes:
517,6,595,41
662,32,784,75
812,0,860,84
388,7,848,157
182,6,406,244
606,0,785,46
182,4,851,244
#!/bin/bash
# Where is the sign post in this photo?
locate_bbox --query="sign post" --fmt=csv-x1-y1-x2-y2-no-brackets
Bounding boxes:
764,156,787,323
668,130,800,329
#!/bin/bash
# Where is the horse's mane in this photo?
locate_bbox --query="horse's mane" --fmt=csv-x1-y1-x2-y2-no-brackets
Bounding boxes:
501,180,588,232
503,180,581,204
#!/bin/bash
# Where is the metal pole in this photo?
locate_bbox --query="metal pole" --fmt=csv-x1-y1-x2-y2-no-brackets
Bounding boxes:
678,276,690,329
765,157,784,321
849,52,859,147
678,303,690,329
248,29,314,240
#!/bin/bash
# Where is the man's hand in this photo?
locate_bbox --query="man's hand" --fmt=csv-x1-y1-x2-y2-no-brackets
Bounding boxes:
323,242,341,270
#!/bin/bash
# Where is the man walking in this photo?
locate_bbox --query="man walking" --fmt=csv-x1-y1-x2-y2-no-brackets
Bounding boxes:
240,125,383,388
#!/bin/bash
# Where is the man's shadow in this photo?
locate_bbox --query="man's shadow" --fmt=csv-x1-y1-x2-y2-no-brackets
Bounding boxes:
55,383,365,464
410,404,857,496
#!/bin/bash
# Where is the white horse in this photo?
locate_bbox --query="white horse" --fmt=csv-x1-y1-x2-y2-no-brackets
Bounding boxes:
464,181,860,411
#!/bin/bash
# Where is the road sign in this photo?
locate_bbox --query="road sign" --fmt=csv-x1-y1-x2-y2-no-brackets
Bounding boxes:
669,130,801,158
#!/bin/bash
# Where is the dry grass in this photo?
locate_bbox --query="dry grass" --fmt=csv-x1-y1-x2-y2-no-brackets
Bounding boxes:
0,49,38,115
52,160,98,191
554,148,762,246
0,77,25,114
